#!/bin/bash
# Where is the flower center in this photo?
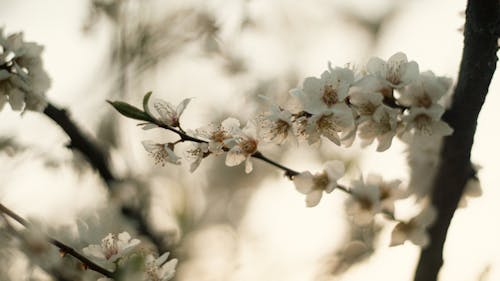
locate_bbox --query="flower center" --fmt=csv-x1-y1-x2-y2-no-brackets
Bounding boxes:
417,94,433,108
322,84,339,107
271,119,290,138
313,172,330,190
413,114,432,134
240,138,258,154
101,234,119,260
317,114,341,132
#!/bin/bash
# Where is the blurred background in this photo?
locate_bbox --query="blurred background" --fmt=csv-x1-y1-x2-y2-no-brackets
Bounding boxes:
1,0,499,280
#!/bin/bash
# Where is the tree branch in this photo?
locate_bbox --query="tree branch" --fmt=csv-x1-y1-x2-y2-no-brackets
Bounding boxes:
414,1,500,280
43,103,115,186
0,203,114,278
42,102,170,255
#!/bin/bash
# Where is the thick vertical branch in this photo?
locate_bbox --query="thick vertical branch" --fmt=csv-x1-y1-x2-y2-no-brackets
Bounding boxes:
414,1,500,280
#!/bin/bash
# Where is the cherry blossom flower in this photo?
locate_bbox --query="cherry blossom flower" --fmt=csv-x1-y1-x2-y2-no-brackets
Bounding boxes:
196,117,241,155
143,252,178,281
367,52,419,90
345,178,381,225
399,71,452,108
0,29,50,112
357,105,400,152
259,105,294,144
145,97,191,127
305,106,355,145
142,141,181,166
185,142,209,172
83,232,141,264
290,65,354,114
365,174,406,213
403,105,453,136
225,121,259,173
390,205,437,247
293,160,345,207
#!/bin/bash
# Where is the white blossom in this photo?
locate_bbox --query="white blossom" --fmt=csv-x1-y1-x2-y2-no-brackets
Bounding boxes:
293,160,345,207
365,174,406,213
185,142,209,172
290,65,354,114
143,252,178,281
305,106,355,145
403,105,453,136
145,97,191,127
142,141,181,166
259,105,294,144
83,232,141,264
345,178,381,225
367,52,419,90
357,105,400,152
196,117,241,155
225,121,259,173
390,205,437,247
399,71,452,108
0,29,50,112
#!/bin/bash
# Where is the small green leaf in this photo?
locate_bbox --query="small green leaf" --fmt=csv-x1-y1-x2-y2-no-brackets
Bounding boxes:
107,100,153,122
143,91,153,116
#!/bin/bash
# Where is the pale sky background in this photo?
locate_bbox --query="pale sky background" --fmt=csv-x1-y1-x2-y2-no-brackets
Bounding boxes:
1,0,500,281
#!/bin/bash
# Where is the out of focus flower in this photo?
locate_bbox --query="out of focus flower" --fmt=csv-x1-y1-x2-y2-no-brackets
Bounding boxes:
345,178,381,225
0,29,50,112
365,174,406,213
185,142,209,172
367,52,419,90
143,252,178,281
83,232,140,264
142,141,181,166
403,105,453,136
390,205,437,247
399,71,451,108
293,160,345,207
225,121,259,173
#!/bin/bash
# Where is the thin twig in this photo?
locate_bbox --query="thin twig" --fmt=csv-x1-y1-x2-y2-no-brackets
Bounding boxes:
0,203,114,278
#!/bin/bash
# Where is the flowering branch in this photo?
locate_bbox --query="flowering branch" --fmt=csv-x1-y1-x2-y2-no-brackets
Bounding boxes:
0,203,114,278
413,1,500,280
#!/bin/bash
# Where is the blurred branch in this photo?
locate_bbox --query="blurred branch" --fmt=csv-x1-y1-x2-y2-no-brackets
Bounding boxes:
414,1,500,280
42,102,170,255
0,203,114,278
43,103,115,186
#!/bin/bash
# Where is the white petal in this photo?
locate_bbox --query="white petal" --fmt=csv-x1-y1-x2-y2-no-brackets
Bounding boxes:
306,189,323,207
8,88,24,111
293,172,314,194
141,140,157,152
390,222,409,246
176,98,192,116
324,160,345,181
244,157,253,173
225,147,246,167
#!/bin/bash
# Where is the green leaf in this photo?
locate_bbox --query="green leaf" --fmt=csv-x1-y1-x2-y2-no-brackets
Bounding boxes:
143,91,153,113
107,100,153,122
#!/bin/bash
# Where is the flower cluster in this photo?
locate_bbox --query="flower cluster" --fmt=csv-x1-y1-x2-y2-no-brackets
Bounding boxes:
84,232,178,281
0,29,50,112
109,51,456,249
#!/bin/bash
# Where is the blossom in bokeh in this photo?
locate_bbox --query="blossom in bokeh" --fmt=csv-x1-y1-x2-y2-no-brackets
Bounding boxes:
293,160,345,207
225,121,260,173
345,178,381,225
83,232,141,264
390,205,437,247
367,52,419,90
143,252,178,281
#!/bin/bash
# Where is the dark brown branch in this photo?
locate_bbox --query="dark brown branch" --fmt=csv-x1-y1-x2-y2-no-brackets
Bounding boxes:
0,203,114,278
43,103,115,186
414,1,500,280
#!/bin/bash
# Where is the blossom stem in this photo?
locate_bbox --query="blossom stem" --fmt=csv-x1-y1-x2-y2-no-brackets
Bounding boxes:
0,203,114,278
